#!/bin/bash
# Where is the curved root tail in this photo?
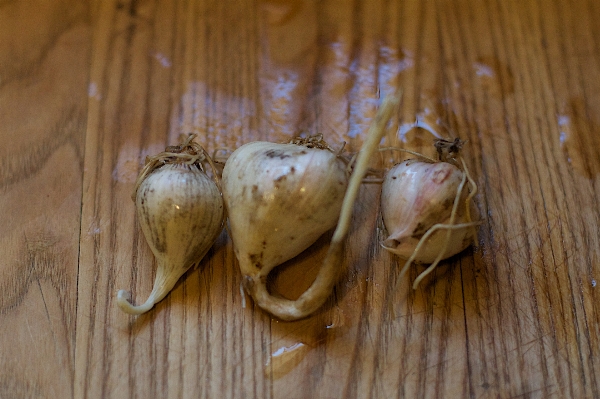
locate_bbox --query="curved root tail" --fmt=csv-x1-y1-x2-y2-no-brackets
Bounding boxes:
116,289,157,315
116,262,183,315
243,242,344,321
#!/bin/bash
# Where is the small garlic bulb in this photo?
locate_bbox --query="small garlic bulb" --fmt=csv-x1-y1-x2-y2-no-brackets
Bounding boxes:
381,157,478,288
117,136,224,315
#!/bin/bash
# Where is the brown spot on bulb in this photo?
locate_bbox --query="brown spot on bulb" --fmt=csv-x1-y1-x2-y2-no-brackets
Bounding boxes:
249,252,264,270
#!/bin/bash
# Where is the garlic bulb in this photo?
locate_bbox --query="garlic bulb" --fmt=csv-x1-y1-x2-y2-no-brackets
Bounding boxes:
222,136,348,320
117,136,224,315
381,153,478,288
381,160,470,262
223,96,399,320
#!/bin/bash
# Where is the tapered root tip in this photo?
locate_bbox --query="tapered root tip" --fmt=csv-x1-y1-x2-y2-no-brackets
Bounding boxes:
116,289,155,315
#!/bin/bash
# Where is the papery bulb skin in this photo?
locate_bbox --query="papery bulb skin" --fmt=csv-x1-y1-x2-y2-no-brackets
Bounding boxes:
222,141,348,279
381,160,474,264
136,164,224,275
117,163,224,315
221,139,349,320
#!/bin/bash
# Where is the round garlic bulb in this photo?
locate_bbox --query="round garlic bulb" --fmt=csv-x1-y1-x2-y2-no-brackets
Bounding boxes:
381,159,474,264
222,139,349,320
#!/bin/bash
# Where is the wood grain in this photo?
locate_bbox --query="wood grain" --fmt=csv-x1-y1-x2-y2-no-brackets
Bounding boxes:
1,0,599,398
0,0,91,398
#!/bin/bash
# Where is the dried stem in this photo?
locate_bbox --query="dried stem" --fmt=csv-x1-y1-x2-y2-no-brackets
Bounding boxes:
132,134,222,201
332,98,399,243
434,137,465,163
288,133,333,150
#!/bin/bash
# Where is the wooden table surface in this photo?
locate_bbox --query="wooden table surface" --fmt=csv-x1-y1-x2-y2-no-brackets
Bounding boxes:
2,0,600,398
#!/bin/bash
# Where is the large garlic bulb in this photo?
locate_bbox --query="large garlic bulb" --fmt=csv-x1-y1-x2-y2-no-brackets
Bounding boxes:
222,137,349,320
